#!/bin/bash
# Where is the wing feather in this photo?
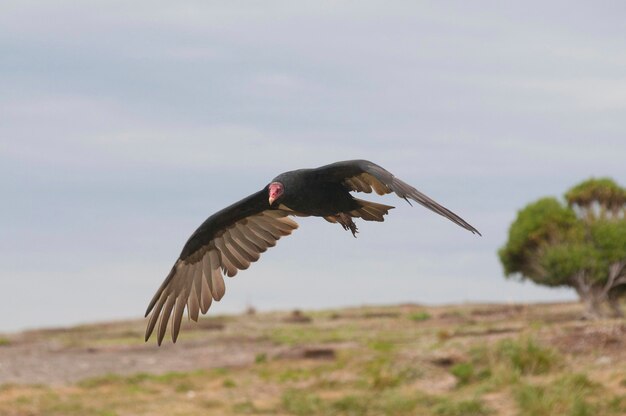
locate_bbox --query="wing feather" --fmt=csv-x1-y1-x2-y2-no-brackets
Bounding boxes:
200,268,212,314
157,294,176,345
225,231,258,263
230,227,263,260
145,186,300,344
202,254,214,292
213,236,238,276
172,292,187,343
208,249,225,300
250,217,285,238
313,159,481,235
234,223,268,252
350,176,373,193
246,220,279,245
145,289,167,342
187,264,202,322
222,232,252,269
258,218,294,235
188,286,200,322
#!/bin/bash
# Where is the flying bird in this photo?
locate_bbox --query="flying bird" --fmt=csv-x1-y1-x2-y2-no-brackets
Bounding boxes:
145,160,480,344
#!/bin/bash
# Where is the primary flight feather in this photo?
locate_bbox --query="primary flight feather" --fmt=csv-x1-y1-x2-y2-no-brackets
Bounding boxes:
145,160,480,344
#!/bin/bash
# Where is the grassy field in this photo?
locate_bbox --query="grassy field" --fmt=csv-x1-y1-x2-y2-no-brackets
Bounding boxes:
1,301,625,415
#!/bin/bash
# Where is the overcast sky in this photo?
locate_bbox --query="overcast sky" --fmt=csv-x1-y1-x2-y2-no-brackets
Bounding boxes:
2,1,625,332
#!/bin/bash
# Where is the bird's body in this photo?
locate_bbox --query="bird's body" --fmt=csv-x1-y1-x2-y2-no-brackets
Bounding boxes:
272,168,361,216
145,160,480,344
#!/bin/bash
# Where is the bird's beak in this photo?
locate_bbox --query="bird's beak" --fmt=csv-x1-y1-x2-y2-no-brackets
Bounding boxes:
269,196,276,205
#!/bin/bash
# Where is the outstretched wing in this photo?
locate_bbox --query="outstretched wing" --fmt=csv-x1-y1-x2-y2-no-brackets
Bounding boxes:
145,189,299,345
312,159,481,235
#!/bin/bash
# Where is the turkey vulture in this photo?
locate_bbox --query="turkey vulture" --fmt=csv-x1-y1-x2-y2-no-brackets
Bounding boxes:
145,160,480,344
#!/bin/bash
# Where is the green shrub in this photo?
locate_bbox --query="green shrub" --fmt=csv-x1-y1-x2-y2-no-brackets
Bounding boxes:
496,338,557,375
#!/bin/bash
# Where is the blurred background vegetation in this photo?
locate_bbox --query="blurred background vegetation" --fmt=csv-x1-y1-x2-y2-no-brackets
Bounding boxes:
500,177,626,318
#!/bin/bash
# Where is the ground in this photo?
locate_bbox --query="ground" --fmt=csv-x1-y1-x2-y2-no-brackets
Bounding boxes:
1,301,625,415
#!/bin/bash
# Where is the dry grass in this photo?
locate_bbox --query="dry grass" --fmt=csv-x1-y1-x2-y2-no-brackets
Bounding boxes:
1,302,625,415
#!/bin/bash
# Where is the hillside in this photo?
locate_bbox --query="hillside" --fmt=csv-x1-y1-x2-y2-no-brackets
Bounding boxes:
1,301,625,415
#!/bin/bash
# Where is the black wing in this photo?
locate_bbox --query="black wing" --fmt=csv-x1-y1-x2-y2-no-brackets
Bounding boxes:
312,160,481,235
145,189,299,345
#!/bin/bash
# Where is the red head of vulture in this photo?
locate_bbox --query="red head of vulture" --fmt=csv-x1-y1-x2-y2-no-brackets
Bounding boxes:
145,160,480,344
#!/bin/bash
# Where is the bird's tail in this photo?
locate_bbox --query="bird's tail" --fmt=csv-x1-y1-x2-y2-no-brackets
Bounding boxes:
350,198,395,222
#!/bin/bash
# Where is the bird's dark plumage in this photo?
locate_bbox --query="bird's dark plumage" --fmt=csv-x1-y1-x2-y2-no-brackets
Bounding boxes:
145,159,480,344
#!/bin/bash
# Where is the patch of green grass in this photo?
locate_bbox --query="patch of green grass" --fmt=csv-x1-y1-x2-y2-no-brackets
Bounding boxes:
409,311,432,322
281,389,428,416
45,400,88,415
77,370,206,390
359,340,422,390
150,370,207,383
0,383,19,392
257,359,345,387
495,337,558,375
331,395,368,414
77,374,127,389
255,353,267,363
514,374,599,416
281,388,326,415
174,380,195,392
210,367,231,376
450,362,474,386
607,395,626,414
277,367,317,383
368,340,395,353
370,390,424,415
455,337,558,390
0,337,11,346
96,410,118,416
334,393,418,415
223,378,237,388
15,394,35,405
7,389,108,416
268,325,361,345
362,355,420,390
232,399,259,413
450,361,492,387
433,397,491,416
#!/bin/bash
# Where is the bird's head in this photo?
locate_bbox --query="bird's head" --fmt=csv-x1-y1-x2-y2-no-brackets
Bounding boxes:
268,182,284,206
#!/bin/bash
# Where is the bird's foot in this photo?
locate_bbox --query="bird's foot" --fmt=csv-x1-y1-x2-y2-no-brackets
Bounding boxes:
337,213,358,238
